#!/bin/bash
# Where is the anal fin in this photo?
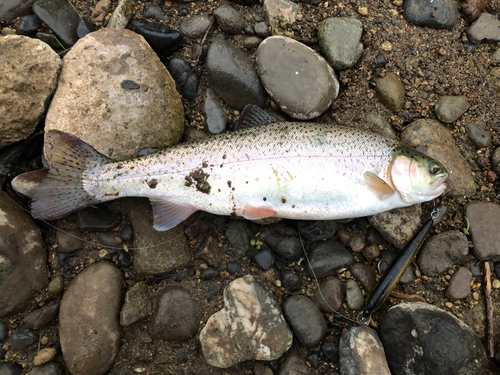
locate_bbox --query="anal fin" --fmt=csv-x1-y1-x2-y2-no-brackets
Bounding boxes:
364,172,395,201
150,198,197,231
242,205,277,220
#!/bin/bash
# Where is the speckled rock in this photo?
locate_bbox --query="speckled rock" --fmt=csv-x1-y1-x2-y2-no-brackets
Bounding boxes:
380,303,488,375
446,267,472,299
417,230,469,277
340,327,391,375
120,281,153,326
0,35,61,148
44,28,184,161
256,36,339,120
403,0,459,29
466,202,500,260
368,205,422,249
200,275,293,368
401,119,476,197
371,73,405,111
59,261,125,375
263,0,300,35
318,17,363,70
434,96,470,123
466,13,500,43
0,192,47,318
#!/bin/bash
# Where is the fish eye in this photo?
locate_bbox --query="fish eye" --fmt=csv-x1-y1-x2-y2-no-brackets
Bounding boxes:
428,162,441,175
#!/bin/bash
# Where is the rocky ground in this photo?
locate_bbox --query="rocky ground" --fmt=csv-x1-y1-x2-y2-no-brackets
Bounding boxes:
1,0,500,374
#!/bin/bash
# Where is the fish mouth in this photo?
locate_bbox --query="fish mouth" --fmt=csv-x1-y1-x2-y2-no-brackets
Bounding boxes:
429,174,448,197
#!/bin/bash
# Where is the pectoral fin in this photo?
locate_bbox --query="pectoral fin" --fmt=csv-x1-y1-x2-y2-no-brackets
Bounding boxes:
364,172,395,201
150,198,197,231
242,205,277,220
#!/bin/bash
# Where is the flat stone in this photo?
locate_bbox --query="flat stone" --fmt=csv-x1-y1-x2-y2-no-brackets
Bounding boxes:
130,19,184,58
318,17,363,70
29,363,63,375
283,295,327,348
350,263,377,293
417,230,469,277
403,0,459,29
144,5,166,21
180,14,214,39
314,277,344,313
0,363,23,375
446,267,472,299
44,28,184,161
256,36,339,120
33,0,80,47
307,240,353,279
213,5,245,34
368,205,422,249
59,261,124,375
467,202,500,260
22,303,59,330
225,220,253,257
346,279,364,310
340,327,391,375
200,275,292,367
401,119,476,197
278,351,314,375
380,302,488,375
372,73,405,111
0,192,47,318
10,328,37,350
241,36,263,49
260,223,302,261
206,36,266,110
364,113,397,140
152,286,198,341
0,0,34,21
0,36,61,149
18,14,43,36
434,95,470,123
466,13,500,43
204,88,227,134
297,220,338,241
466,123,491,149
120,281,153,326
246,246,275,271
263,0,300,35
56,228,83,253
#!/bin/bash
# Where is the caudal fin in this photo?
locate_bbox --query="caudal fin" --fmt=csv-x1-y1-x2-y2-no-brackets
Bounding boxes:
31,130,111,220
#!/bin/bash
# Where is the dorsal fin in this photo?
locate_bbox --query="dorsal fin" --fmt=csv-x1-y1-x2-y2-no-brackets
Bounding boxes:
233,104,278,130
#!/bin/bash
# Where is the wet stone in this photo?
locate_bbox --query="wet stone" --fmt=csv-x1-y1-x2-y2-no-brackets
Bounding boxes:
120,224,134,242
297,220,338,241
0,363,22,375
434,95,470,123
56,228,83,253
350,263,377,293
200,275,293,367
403,0,459,29
206,283,221,300
314,277,344,313
144,5,166,21
200,268,219,280
446,267,472,300
417,230,469,277
75,206,122,232
307,353,320,368
466,123,491,149
22,303,59,330
379,250,415,284
260,223,302,260
117,249,132,268
380,302,488,375
180,14,214,39
204,88,227,134
129,19,184,58
307,240,353,279
346,279,364,310
254,21,270,37
120,281,153,326
466,13,500,44
227,262,241,274
281,268,302,292
47,274,64,295
466,202,500,260
33,0,80,47
279,351,314,375
10,328,37,350
29,363,64,375
213,5,245,34
339,327,391,375
322,341,339,362
247,246,275,271
283,295,327,348
18,14,43,36
168,57,199,101
371,73,405,111
152,286,198,341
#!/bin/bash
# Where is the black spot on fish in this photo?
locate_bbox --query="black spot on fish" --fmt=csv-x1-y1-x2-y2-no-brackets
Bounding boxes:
263,197,267,201
281,197,287,204
227,181,232,188
147,179,158,189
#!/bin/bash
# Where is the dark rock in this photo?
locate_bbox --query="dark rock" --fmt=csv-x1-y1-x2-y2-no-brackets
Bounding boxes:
75,206,122,232
120,281,153,326
350,263,377,293
206,36,266,110
297,220,338,241
278,351,314,375
200,268,219,280
28,363,64,375
283,295,327,348
56,228,83,253
22,303,59,330
206,283,221,300
0,363,22,375
204,88,227,134
227,262,241,274
380,302,488,375
315,277,344,313
403,0,459,29
446,267,472,299
322,341,339,362
247,246,275,271
18,14,43,36
244,24,255,35
121,80,140,90
152,286,198,341
144,5,166,21
493,148,500,176
76,18,94,39
281,268,302,292
340,327,390,375
47,274,64,295
0,322,6,341
307,240,353,279
213,5,245,34
467,202,500,260
167,57,199,101
371,73,405,111
179,14,214,39
466,123,491,149
307,353,320,368
33,0,81,47
345,279,364,310
260,223,302,260
0,0,34,22
375,53,388,67
242,36,263,49
117,249,132,268
97,232,121,247
10,328,37,350
129,19,184,58
35,32,63,50
120,224,134,242
226,220,253,257
379,250,415,284
229,0,259,5
254,21,270,37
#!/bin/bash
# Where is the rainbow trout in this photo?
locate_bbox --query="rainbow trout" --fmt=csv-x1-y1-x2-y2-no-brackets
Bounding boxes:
31,106,448,231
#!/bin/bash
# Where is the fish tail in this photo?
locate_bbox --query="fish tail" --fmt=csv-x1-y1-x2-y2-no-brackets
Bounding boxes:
31,130,111,220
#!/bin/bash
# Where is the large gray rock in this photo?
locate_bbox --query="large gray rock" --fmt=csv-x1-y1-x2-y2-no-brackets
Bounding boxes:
0,35,61,148
466,202,500,260
403,0,459,29
206,36,266,110
256,36,339,120
0,192,47,318
401,119,476,197
59,261,124,375
200,275,293,368
318,17,363,70
45,28,184,161
434,96,470,123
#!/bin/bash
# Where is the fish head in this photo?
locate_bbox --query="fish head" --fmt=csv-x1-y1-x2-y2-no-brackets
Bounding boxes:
389,146,448,204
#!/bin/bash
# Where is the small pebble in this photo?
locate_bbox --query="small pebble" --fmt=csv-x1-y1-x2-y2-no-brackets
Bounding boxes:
307,353,320,369
380,41,392,51
34,348,57,366
322,341,339,362
226,262,241,274
358,7,369,16
120,224,134,242
118,249,132,268
281,268,302,292
47,274,64,294
206,284,221,300
200,268,219,281
493,280,500,289
445,302,453,308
